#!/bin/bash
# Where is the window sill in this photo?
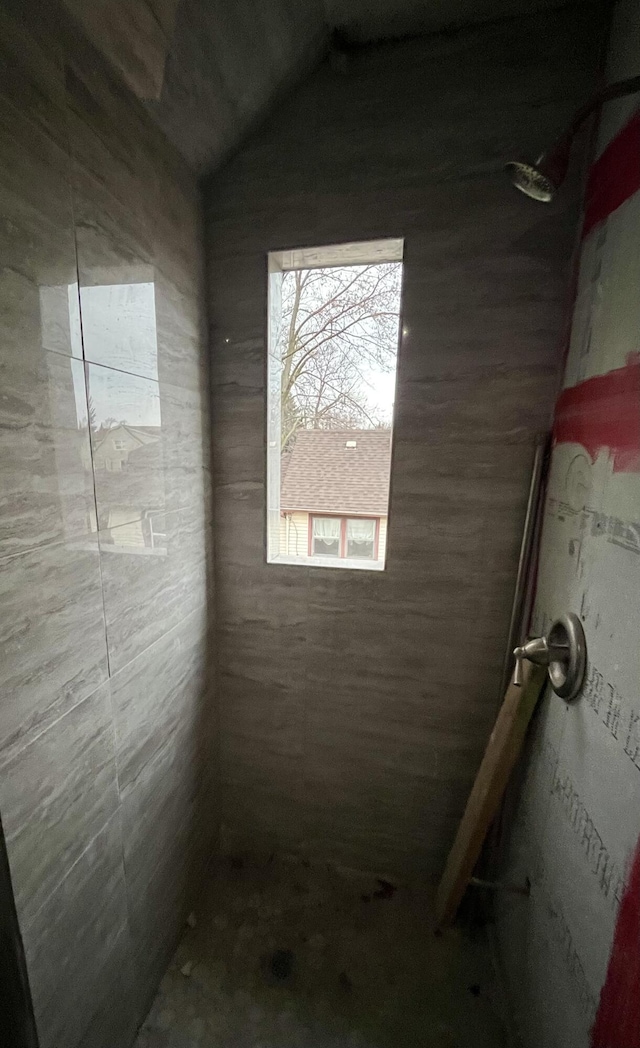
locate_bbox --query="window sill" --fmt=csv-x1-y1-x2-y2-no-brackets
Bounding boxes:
267,554,385,571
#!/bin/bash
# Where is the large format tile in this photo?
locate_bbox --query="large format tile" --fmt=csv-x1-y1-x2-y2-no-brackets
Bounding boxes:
217,564,309,690
122,727,213,1009
0,538,108,763
396,370,558,447
71,157,207,391
154,269,207,393
160,373,211,477
62,0,179,110
85,361,165,532
111,606,210,792
99,501,209,673
0,350,95,557
70,152,154,290
0,42,91,563
149,149,205,304
64,34,194,246
220,780,305,859
86,361,210,535
220,673,304,770
203,4,601,878
0,94,79,371
63,59,158,217
0,5,213,1046
76,263,205,398
81,278,160,382
23,813,137,1048
1,682,119,927
0,5,67,147
219,673,305,857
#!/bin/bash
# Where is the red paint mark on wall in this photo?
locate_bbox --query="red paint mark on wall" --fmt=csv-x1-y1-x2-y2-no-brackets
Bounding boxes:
591,838,640,1048
553,354,640,472
583,111,640,239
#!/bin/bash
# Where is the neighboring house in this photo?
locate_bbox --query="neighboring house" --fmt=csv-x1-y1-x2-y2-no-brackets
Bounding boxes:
92,424,164,546
92,423,161,472
280,429,391,565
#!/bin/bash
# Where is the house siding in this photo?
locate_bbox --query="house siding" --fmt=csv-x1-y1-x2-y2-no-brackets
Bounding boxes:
279,512,310,557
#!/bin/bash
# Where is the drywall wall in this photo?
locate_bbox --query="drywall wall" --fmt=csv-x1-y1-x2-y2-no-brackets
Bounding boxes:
496,2,640,1045
205,5,601,880
0,1,215,1045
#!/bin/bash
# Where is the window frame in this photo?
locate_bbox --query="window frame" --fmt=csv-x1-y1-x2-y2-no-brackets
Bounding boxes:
308,514,380,562
309,513,342,558
266,237,404,572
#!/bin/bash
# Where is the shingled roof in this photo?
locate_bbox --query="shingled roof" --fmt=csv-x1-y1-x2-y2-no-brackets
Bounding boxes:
281,429,391,516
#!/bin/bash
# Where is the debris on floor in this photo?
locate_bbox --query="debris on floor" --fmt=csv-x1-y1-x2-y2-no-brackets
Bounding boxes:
135,855,508,1047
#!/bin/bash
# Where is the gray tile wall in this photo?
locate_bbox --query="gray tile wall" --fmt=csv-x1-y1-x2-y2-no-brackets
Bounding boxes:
0,2,215,1046
205,7,601,881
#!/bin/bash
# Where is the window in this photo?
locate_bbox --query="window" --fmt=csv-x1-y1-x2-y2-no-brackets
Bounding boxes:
142,510,167,549
347,518,376,559
266,239,403,571
113,439,126,450
148,512,166,549
310,516,378,560
311,516,340,557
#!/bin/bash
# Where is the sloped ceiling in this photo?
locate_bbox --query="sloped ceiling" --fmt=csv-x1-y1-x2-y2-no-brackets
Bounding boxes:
144,0,326,174
64,0,589,175
62,0,181,99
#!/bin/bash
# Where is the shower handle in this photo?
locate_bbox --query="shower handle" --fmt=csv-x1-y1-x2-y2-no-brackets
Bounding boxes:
512,612,586,701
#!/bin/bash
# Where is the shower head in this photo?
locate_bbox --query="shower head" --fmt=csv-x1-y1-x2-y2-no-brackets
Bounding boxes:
505,140,571,203
505,161,555,203
506,75,640,203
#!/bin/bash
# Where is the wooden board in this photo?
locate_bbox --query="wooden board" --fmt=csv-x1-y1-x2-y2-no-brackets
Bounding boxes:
435,660,546,927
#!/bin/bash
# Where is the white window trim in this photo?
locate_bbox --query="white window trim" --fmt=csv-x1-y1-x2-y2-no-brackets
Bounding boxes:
266,238,403,571
270,553,385,571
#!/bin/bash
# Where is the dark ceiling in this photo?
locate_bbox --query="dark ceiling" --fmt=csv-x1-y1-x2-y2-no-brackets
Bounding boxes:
63,0,591,174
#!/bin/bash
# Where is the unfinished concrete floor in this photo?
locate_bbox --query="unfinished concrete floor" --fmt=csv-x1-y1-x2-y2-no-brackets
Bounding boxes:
135,856,508,1048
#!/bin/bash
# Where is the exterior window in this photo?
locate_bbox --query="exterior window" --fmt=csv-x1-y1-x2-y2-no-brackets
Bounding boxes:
347,518,375,559
310,516,378,561
266,238,403,572
113,440,126,450
312,516,340,557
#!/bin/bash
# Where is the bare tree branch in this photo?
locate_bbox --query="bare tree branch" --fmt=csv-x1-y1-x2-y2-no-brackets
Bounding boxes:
279,262,401,447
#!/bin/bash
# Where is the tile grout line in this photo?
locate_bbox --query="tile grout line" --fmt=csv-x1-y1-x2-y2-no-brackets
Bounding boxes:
19,72,128,954
62,83,113,684
77,351,209,394
0,494,210,568
0,602,208,781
